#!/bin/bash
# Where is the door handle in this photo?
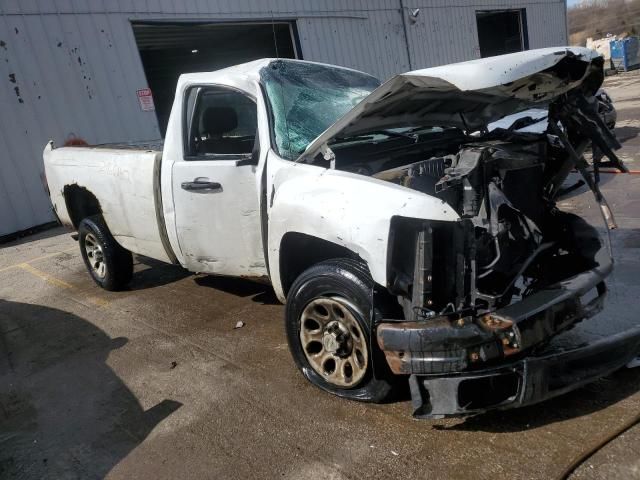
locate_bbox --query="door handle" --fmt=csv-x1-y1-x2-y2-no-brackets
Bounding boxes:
181,178,222,192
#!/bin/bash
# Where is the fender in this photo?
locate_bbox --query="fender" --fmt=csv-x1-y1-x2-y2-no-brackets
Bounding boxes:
267,166,460,301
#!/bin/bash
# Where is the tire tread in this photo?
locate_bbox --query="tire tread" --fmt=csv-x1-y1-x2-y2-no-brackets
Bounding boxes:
285,257,392,403
78,215,133,291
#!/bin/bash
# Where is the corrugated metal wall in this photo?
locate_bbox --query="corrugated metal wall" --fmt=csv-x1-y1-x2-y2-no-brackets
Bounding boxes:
404,0,567,68
0,0,566,237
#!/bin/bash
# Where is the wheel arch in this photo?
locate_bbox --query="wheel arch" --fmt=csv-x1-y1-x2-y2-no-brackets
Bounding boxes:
63,184,102,229
278,232,363,298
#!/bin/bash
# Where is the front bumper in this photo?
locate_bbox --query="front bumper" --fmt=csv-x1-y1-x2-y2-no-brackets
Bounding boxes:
408,326,640,418
378,247,613,376
376,244,640,417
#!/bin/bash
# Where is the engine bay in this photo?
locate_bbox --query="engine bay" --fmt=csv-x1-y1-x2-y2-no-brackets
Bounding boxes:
329,89,626,328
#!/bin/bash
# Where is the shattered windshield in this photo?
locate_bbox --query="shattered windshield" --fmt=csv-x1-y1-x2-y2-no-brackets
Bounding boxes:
260,60,380,160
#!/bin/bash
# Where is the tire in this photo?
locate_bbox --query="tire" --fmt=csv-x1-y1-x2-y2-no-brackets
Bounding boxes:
78,215,133,291
285,258,392,403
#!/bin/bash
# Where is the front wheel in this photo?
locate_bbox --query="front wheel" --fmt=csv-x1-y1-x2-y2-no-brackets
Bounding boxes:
78,215,133,291
285,258,392,402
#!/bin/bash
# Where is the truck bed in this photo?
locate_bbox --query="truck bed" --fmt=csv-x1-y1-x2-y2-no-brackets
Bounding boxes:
43,142,172,263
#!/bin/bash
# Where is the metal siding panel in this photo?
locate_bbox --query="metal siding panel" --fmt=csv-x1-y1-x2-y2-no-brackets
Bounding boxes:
52,0,74,14
293,8,409,80
0,103,40,235
405,0,566,68
78,14,128,140
69,14,122,140
16,0,38,14
295,16,312,58
0,139,22,234
58,13,109,139
326,18,345,68
117,0,134,13
0,15,54,233
0,130,29,235
104,14,161,139
38,13,102,141
407,6,480,69
525,2,567,49
70,0,89,13
159,0,175,14
88,13,133,138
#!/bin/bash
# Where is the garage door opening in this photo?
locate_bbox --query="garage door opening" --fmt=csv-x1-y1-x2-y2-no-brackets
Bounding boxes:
132,22,299,136
476,10,528,58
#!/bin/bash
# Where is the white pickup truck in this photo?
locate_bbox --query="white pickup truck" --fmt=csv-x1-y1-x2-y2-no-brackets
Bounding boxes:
44,48,640,418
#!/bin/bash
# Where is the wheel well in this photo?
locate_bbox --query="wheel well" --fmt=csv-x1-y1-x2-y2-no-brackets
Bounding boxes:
279,232,360,296
63,184,102,229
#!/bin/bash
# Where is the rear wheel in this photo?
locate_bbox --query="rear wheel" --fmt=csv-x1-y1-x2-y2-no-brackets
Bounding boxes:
78,215,133,291
285,258,392,402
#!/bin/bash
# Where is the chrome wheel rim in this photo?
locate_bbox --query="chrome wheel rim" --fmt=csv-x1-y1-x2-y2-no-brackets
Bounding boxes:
299,297,368,387
84,233,106,279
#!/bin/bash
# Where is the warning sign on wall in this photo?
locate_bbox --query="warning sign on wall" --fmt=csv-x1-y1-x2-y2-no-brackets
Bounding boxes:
136,88,155,112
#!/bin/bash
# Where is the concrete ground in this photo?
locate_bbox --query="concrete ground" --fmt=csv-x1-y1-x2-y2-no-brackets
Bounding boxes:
1,71,640,480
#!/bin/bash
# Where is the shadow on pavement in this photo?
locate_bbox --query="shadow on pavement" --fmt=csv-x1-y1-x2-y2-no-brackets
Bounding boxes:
0,224,64,247
0,300,181,478
124,255,279,303
557,170,616,201
194,275,280,305
433,367,640,432
616,125,640,144
128,256,192,290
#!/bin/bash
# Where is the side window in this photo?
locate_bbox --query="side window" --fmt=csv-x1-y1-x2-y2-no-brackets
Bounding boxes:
184,86,257,159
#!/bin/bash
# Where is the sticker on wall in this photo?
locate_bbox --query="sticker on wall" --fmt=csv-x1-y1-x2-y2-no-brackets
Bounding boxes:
136,88,155,111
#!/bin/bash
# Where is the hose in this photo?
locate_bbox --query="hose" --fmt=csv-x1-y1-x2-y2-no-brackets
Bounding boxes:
558,410,640,480
598,168,640,174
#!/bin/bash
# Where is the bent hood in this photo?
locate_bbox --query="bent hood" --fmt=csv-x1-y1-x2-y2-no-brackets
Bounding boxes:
299,47,603,163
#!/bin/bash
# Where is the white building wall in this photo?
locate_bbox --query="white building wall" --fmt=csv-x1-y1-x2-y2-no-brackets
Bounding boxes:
0,0,567,237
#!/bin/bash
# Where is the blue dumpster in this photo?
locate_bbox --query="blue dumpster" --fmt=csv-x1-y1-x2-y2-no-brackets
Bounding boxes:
610,37,640,71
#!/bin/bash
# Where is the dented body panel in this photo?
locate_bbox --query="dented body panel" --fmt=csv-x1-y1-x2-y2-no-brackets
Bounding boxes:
265,153,459,300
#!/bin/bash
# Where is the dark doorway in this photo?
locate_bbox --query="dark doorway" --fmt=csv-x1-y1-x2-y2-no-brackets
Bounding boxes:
476,10,528,58
132,22,299,136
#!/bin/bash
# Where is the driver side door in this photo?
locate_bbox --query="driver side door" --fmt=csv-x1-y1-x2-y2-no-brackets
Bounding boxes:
171,85,266,278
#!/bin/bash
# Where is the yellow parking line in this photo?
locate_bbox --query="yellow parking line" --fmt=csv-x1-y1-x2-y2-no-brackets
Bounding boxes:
87,296,110,307
17,263,74,289
15,261,110,308
0,246,77,274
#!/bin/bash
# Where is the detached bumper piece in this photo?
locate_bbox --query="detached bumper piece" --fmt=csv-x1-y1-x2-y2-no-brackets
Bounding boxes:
408,326,640,418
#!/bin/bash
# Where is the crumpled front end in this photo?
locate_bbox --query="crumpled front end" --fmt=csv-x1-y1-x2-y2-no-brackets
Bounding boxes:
373,72,635,417
379,213,612,374
377,221,632,417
